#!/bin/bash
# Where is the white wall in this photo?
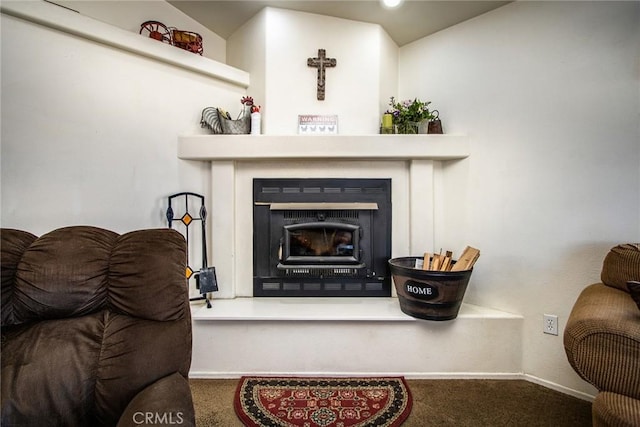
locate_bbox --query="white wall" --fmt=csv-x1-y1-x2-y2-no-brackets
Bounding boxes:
58,0,227,63
226,9,267,129
378,26,399,116
0,6,244,236
228,7,399,135
399,1,640,395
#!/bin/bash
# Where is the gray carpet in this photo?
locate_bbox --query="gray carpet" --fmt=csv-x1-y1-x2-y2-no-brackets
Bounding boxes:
190,378,592,426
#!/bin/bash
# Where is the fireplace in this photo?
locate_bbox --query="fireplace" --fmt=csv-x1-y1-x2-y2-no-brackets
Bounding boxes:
253,178,392,297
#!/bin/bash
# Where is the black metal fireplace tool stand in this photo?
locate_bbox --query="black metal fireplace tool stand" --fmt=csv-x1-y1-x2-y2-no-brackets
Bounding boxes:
166,192,217,308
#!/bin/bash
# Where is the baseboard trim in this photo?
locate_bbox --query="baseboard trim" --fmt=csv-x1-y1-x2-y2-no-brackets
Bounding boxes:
189,370,596,401
188,371,524,380
523,374,595,402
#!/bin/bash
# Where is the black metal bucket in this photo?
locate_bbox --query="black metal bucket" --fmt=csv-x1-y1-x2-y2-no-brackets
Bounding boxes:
388,257,473,321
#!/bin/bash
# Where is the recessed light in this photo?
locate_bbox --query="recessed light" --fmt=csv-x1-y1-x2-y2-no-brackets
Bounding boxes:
381,0,404,9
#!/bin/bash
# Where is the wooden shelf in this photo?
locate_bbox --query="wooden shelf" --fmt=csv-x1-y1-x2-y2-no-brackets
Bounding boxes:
178,134,469,161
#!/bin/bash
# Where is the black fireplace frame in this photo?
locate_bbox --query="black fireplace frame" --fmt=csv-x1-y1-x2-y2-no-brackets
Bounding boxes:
253,178,392,297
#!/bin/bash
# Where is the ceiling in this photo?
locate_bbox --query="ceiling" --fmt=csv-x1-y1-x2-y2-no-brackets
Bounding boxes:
168,1,511,46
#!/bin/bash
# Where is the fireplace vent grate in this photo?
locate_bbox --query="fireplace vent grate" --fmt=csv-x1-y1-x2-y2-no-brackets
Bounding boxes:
257,281,386,294
323,187,342,193
303,187,322,193
283,210,359,222
285,267,360,277
262,187,281,194
344,187,362,194
260,185,386,195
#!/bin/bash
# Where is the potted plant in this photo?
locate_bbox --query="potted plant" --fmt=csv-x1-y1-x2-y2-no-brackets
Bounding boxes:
387,97,435,134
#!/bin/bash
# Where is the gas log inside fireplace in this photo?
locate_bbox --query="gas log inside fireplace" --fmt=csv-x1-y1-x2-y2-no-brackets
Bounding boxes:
253,178,392,297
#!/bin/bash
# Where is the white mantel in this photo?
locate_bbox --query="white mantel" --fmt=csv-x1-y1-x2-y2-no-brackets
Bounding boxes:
178,134,469,299
178,134,469,160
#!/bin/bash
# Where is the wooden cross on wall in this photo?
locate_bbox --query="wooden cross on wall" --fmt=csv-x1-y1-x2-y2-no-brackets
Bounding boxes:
307,49,336,101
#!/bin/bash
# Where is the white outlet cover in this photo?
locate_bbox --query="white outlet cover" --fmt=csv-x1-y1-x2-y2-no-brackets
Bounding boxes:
543,314,558,336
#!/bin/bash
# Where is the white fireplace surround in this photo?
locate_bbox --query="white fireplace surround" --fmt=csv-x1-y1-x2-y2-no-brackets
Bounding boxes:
178,134,470,299
180,134,530,385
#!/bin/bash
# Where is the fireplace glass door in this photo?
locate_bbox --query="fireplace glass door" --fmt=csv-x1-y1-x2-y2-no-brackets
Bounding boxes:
282,222,361,265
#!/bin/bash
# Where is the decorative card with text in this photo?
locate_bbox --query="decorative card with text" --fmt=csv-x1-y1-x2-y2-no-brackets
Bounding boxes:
298,115,338,134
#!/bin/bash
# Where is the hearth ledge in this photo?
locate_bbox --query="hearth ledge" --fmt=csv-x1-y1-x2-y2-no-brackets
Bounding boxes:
191,298,519,321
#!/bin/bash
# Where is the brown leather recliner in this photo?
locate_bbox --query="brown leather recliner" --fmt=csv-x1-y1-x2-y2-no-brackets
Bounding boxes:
564,244,640,427
1,226,195,427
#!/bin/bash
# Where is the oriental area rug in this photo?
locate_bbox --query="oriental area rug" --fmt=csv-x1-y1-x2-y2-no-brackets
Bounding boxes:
234,376,412,427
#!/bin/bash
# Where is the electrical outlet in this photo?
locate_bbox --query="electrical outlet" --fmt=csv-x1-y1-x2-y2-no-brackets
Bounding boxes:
543,314,558,336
